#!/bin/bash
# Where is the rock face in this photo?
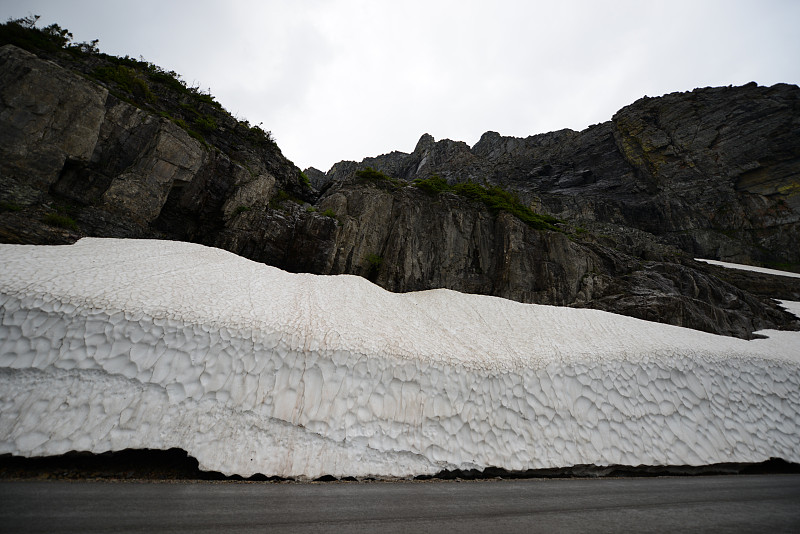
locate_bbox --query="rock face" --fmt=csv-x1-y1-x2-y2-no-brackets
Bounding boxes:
0,44,308,245
328,84,800,270
0,38,798,339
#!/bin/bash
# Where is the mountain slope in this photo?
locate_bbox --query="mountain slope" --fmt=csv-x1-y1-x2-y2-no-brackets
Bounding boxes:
317,83,800,271
0,19,798,338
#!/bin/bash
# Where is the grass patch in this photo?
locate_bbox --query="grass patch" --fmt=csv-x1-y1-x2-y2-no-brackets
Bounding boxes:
43,212,78,231
269,189,302,209
92,65,156,103
240,121,276,148
412,175,561,231
233,205,251,215
193,115,217,132
355,167,403,188
320,209,337,218
412,174,450,195
186,129,206,145
356,167,389,182
364,253,383,280
299,171,311,189
171,118,206,145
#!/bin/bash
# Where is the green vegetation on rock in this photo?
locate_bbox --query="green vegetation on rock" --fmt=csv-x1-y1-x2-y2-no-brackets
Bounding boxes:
413,175,561,231
364,253,383,280
355,167,403,189
0,15,87,53
269,189,303,209
299,171,311,189
0,16,277,152
92,65,156,103
43,212,78,231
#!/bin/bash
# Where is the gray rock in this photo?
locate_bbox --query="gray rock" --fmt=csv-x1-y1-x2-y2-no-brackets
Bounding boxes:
0,45,107,201
0,42,797,339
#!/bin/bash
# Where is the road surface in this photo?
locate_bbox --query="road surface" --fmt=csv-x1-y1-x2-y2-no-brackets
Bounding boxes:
2,474,799,533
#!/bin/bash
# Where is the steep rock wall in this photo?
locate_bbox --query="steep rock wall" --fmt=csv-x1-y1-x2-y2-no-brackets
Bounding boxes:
0,43,797,338
325,84,800,269
0,44,303,244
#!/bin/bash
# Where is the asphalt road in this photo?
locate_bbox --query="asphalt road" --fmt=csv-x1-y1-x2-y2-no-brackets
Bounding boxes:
2,475,799,533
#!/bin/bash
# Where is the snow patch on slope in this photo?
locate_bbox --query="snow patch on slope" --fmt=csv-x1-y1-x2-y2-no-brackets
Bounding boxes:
696,258,800,279
1,239,799,478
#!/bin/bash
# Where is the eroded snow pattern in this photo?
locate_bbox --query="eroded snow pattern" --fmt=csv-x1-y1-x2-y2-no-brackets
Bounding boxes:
1,239,799,477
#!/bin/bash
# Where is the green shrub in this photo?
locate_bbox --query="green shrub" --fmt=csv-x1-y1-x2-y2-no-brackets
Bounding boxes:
306,206,317,213
194,115,217,132
356,167,389,182
234,205,251,215
43,212,78,231
169,118,205,145
0,16,71,53
93,65,156,103
412,174,450,195
186,128,206,145
180,102,200,116
321,209,337,218
269,189,302,209
299,171,311,189
192,91,221,109
364,253,383,280
148,69,187,93
240,121,275,148
355,167,403,189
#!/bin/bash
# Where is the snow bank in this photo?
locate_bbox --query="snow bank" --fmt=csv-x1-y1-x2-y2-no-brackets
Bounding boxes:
1,238,798,478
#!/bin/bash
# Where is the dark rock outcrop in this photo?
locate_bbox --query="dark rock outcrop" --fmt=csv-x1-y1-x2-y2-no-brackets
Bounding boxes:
331,84,800,271
0,44,308,246
0,37,798,339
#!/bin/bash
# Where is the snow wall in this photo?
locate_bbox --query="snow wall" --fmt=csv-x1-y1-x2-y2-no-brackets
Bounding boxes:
1,238,799,478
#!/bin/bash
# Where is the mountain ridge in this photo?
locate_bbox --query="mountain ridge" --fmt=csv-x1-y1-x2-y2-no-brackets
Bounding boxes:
0,18,798,339
312,82,800,272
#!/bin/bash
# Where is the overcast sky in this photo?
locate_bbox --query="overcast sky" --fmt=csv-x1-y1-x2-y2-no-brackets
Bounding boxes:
2,0,799,172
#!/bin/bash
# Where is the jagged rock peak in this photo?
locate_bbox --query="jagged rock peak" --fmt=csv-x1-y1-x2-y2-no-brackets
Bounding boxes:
302,167,327,190
414,133,436,153
471,131,503,157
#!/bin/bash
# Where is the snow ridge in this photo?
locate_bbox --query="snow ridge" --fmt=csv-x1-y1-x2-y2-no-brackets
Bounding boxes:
1,239,799,477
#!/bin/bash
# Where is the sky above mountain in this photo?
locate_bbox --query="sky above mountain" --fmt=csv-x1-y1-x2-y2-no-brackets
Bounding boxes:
2,0,799,172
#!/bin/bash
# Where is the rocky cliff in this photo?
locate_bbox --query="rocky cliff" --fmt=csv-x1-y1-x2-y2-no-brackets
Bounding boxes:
319,83,800,271
1,20,798,339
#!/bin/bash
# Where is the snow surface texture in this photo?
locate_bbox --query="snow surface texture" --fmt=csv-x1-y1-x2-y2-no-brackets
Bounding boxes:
696,258,800,279
1,239,799,478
